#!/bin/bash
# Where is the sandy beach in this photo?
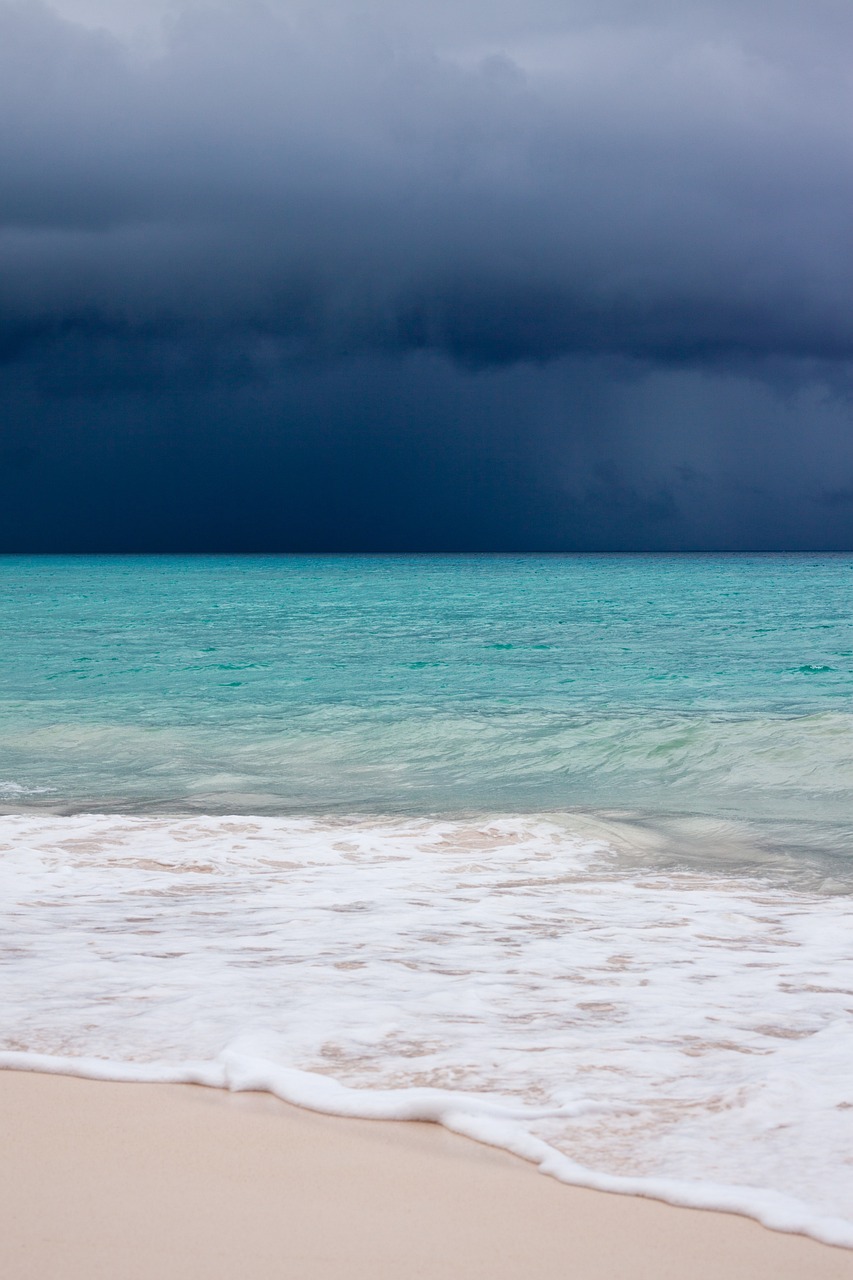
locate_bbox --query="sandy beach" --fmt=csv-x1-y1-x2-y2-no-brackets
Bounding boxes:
2,1070,852,1280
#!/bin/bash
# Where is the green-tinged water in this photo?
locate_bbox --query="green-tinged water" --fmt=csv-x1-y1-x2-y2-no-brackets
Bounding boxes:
1,553,851,879
4,554,853,1237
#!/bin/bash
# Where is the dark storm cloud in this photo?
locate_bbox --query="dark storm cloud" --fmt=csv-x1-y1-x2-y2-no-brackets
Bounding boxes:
4,0,853,365
1,0,853,548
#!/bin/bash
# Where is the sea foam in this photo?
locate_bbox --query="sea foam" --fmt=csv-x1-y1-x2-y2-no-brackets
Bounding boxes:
2,811,852,1247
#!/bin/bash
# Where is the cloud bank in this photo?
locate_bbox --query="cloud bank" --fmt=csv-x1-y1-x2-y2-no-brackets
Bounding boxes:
1,0,852,548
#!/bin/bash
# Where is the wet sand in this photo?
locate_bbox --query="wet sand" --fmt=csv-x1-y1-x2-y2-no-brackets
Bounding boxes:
2,1069,853,1280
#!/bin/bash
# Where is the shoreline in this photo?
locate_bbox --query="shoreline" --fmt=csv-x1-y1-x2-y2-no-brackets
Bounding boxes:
3,1070,853,1280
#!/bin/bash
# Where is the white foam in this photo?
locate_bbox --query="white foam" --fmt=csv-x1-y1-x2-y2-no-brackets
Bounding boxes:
1,812,852,1247
0,781,54,795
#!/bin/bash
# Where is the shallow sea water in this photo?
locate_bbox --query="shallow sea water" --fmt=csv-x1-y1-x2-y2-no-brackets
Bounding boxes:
1,555,851,1242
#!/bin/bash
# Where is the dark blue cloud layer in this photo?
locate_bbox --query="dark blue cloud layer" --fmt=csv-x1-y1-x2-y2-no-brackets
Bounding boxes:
1,1,852,548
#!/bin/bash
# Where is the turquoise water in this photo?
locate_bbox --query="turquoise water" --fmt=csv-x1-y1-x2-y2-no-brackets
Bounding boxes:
1,553,851,878
4,554,853,1238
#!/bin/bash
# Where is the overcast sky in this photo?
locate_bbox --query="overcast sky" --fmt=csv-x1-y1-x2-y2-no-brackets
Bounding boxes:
2,0,852,549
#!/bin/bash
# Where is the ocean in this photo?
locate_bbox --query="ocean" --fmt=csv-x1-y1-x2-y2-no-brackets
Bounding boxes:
1,554,851,1243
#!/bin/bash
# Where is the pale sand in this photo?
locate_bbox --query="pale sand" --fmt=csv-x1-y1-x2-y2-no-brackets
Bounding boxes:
2,1070,853,1280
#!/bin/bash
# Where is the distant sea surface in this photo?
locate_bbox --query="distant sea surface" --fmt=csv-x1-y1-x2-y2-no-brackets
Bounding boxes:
2,555,852,1243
